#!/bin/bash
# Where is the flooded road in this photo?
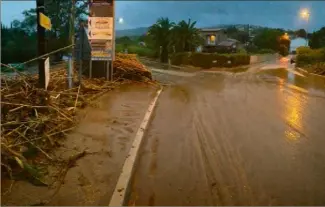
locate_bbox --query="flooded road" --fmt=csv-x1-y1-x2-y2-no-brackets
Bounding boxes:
128,67,325,205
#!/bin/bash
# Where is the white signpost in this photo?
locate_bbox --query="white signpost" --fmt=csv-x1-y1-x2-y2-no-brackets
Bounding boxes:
44,57,50,90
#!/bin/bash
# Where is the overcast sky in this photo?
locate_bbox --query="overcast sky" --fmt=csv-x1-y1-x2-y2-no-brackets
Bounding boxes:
1,1,325,31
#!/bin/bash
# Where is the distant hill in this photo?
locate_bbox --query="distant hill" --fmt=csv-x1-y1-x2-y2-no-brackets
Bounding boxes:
115,24,275,37
116,27,148,37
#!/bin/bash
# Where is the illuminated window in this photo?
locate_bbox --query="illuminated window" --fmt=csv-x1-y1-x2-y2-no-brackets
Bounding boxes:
208,35,216,45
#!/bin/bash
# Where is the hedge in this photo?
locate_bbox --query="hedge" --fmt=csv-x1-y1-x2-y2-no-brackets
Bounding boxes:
296,47,325,67
170,52,250,69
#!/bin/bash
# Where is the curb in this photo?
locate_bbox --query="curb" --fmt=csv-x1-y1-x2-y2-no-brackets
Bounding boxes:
108,87,163,206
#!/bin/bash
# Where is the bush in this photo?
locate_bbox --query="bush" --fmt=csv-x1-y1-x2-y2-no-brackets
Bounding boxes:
170,52,250,68
169,52,191,66
116,44,156,58
296,48,325,66
128,45,156,58
296,46,312,54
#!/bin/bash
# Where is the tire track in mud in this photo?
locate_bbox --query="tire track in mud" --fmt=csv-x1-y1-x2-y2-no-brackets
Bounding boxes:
129,70,325,206
191,83,257,205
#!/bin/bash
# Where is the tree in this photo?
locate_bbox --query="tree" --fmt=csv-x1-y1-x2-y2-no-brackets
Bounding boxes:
171,19,202,53
116,36,133,50
295,29,307,38
225,26,249,44
309,27,325,49
1,1,89,64
253,28,284,51
148,17,175,63
1,21,37,64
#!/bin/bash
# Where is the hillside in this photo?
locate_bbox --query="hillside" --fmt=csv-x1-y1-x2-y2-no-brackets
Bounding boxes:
116,27,148,37
115,24,278,37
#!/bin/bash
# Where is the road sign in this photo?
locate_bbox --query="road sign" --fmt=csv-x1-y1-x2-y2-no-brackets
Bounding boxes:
88,17,113,40
39,12,51,30
44,57,50,89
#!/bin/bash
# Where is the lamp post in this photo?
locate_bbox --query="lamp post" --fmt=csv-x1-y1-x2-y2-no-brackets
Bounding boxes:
300,8,310,46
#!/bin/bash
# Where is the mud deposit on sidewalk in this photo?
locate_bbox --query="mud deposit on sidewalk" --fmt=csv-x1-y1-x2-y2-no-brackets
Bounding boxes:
129,69,325,206
1,83,157,206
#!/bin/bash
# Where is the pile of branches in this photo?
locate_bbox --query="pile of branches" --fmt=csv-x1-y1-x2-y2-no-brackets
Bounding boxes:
1,53,154,183
0,68,120,182
114,53,152,81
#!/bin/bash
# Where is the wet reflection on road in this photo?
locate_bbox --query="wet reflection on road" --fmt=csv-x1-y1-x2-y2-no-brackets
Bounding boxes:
129,65,325,206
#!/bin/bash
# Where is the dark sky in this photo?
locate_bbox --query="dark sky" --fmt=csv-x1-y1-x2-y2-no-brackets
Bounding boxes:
1,1,325,31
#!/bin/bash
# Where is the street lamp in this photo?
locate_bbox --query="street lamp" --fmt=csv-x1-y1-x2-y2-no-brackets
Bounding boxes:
118,17,124,24
299,8,310,46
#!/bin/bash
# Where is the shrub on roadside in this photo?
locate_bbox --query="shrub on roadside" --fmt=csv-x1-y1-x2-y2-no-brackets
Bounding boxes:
128,45,156,58
170,52,250,68
296,46,312,54
296,48,325,66
169,52,191,66
115,44,157,58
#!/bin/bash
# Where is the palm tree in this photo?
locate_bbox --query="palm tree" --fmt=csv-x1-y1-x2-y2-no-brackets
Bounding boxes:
148,17,175,63
172,19,202,52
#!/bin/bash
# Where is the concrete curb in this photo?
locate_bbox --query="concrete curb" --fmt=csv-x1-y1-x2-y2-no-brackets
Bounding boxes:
108,87,163,206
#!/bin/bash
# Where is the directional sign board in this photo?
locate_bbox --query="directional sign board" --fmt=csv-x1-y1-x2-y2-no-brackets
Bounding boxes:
88,0,115,61
39,13,51,30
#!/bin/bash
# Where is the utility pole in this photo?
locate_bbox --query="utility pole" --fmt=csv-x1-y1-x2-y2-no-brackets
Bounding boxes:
36,0,46,88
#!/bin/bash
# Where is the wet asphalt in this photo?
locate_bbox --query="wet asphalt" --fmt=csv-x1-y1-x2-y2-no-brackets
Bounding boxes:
128,60,325,205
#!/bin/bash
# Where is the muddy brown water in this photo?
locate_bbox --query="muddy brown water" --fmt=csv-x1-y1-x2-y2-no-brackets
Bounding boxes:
128,67,325,205
1,83,157,206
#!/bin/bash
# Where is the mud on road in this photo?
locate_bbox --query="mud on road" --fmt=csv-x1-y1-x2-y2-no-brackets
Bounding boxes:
129,68,325,205
1,83,158,206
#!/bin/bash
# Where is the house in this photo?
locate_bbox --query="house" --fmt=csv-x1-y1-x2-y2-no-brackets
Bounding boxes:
199,28,227,52
217,38,242,53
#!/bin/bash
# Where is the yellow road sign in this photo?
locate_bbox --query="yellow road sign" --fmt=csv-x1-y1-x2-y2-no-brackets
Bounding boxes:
39,13,51,30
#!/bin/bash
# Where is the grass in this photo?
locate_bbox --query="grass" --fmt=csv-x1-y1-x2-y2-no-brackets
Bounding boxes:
116,44,156,58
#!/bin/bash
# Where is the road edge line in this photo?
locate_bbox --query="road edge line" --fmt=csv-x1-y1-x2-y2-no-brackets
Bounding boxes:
108,87,163,206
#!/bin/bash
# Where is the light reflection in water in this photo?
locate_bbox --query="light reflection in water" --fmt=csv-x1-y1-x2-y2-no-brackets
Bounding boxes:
284,94,305,142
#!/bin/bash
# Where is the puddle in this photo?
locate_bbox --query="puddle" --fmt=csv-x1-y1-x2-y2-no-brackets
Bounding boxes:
258,68,325,96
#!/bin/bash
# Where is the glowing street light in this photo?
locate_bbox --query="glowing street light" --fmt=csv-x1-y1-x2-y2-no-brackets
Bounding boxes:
300,9,310,20
118,17,124,24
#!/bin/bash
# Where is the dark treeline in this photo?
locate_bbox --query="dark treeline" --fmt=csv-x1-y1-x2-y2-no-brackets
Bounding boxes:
1,0,88,64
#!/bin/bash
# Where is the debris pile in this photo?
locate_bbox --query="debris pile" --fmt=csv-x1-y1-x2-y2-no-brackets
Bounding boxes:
1,54,153,182
0,70,119,181
114,53,152,81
